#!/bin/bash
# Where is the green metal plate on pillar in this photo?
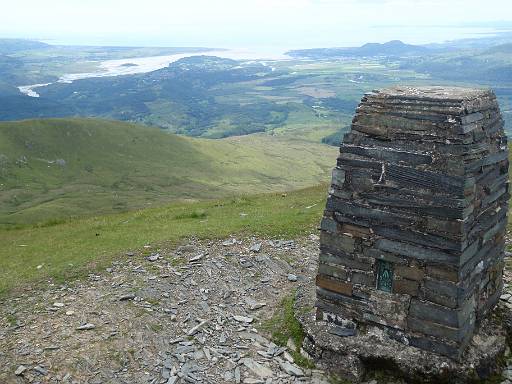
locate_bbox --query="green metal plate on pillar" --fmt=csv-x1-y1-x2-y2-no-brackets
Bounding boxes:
377,260,393,293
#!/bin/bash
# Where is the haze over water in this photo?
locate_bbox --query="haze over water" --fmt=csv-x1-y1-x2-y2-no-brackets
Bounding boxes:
42,25,508,51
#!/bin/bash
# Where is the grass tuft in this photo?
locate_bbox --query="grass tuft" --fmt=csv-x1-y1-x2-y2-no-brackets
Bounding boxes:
174,209,208,220
262,293,315,369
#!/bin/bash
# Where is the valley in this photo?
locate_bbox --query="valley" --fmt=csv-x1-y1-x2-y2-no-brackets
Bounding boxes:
2,37,512,143
0,118,337,227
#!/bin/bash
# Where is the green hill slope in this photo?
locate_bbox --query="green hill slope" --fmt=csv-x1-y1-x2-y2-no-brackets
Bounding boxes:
0,118,337,225
0,184,328,296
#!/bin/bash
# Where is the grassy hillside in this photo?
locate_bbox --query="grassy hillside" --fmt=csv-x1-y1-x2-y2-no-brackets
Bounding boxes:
0,118,337,226
1,139,511,297
0,184,328,296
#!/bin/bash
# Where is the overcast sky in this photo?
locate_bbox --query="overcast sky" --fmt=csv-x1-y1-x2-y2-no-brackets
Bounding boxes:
1,0,511,48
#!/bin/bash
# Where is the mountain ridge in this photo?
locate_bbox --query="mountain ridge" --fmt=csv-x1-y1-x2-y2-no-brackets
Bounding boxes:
0,38,50,54
286,40,429,58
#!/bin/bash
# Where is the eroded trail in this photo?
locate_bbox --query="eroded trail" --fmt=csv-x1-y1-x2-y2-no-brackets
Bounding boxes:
0,236,331,384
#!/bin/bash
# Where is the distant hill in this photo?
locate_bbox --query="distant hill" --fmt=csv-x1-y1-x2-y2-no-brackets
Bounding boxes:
424,31,512,50
0,118,336,225
0,38,50,54
484,43,512,54
399,43,512,84
287,40,429,59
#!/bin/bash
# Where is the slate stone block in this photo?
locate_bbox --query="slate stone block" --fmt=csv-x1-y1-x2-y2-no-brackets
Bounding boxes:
319,252,373,271
328,198,414,227
320,231,356,254
317,263,349,281
426,265,458,283
375,238,459,266
341,144,433,166
331,168,345,188
320,217,338,233
409,297,475,328
316,288,367,311
407,316,469,342
384,164,468,198
351,271,375,287
316,275,353,296
373,225,464,251
340,223,372,238
364,248,408,265
423,279,470,309
393,279,419,296
395,265,424,281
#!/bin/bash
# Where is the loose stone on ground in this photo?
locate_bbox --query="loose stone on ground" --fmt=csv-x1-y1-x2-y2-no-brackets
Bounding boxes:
2,234,510,383
0,236,326,383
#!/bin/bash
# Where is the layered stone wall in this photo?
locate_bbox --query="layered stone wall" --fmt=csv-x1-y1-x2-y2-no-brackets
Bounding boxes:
316,86,509,359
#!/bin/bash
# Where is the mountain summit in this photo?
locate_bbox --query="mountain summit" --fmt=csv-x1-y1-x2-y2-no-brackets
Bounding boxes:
287,40,429,59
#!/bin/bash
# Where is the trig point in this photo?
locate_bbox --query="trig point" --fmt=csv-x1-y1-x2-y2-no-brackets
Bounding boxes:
297,86,510,382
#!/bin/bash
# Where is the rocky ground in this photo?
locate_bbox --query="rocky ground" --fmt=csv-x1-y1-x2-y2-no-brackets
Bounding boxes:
0,235,337,384
1,235,512,384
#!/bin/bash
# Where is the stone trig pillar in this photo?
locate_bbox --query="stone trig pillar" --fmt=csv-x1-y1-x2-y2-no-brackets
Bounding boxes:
315,86,509,360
